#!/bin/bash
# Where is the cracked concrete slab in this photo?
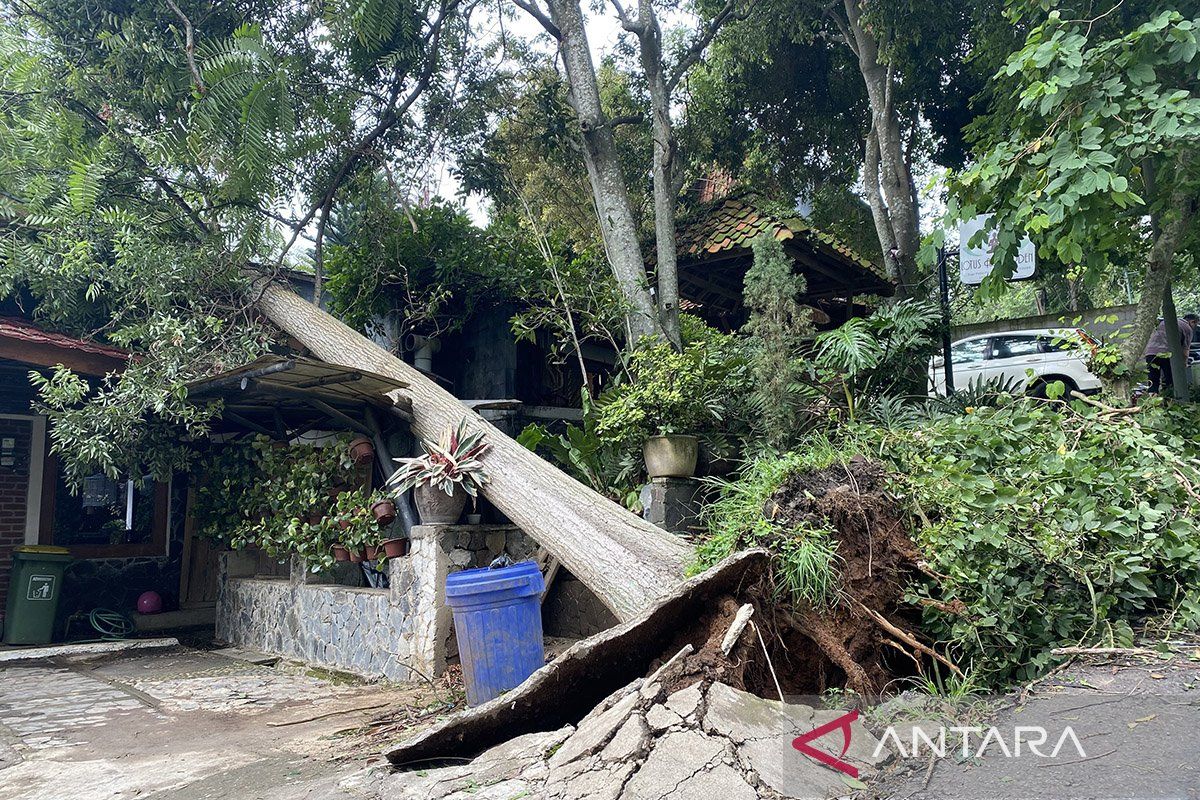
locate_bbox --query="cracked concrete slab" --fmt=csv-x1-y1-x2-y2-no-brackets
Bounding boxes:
375,680,893,800
674,762,758,800
549,691,640,768
619,728,727,800
704,681,816,743
600,713,650,763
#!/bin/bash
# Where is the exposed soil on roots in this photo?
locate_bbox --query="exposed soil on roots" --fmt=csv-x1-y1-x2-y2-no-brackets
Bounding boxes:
764,454,928,696
641,456,934,702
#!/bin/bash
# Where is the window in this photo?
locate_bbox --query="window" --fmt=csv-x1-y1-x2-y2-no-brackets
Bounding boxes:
951,339,989,365
1039,334,1083,353
40,454,168,558
989,335,1041,359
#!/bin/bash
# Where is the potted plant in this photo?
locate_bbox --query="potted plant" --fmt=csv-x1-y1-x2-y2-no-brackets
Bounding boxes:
330,489,379,562
380,537,409,558
389,421,491,524
369,491,398,525
348,435,375,466
596,342,721,479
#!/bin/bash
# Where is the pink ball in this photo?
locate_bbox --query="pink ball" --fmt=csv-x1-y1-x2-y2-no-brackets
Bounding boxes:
136,591,163,615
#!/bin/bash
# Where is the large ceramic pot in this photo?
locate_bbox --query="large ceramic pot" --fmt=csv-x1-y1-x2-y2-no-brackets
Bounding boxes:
414,483,467,524
643,434,699,478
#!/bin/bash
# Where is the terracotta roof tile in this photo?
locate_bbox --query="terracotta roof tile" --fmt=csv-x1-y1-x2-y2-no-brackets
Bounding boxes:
670,197,889,283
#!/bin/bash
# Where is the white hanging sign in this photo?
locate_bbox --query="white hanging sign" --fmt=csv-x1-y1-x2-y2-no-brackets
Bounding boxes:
958,214,1036,285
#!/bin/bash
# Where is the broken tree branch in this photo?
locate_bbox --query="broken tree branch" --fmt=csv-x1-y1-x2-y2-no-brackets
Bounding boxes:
166,0,205,95
856,600,962,676
720,603,755,656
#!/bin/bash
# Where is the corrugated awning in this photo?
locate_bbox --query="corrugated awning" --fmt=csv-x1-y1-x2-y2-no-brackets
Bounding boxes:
187,354,406,404
186,354,411,439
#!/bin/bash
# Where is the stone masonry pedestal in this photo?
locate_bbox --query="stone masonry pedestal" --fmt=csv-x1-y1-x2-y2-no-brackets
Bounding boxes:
641,477,702,535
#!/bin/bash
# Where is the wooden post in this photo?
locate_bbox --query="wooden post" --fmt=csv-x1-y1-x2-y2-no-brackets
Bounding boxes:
253,280,692,621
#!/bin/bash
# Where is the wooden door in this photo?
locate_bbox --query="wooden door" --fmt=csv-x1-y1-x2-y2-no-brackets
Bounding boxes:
178,488,220,607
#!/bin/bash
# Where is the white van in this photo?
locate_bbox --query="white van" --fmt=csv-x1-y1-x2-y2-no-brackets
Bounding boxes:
929,328,1102,397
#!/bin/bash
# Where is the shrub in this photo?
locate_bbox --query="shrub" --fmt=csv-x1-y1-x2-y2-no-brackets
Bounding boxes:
855,396,1200,683
692,395,1200,687
595,316,751,449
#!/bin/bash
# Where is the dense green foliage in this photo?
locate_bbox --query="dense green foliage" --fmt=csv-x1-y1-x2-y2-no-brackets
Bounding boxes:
938,6,1200,293
0,0,493,482
518,388,643,510
696,395,1200,685
595,315,752,450
193,435,387,571
881,397,1200,681
741,235,814,449
325,200,526,338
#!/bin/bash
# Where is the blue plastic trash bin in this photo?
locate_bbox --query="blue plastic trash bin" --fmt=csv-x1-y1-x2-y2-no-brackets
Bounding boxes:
445,560,545,706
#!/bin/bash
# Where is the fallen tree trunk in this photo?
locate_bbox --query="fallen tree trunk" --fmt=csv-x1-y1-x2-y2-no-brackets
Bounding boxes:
253,279,693,621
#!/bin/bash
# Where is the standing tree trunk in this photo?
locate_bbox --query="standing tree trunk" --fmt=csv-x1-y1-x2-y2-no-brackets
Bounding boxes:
839,1,922,297
634,0,682,349
1162,278,1190,401
543,0,662,345
253,279,692,621
1119,196,1193,396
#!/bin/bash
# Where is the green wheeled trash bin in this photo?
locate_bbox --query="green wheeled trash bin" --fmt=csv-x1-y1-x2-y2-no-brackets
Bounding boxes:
3,546,72,645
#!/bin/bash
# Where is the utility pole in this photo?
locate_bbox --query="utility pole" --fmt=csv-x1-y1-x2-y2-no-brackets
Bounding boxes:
937,246,957,394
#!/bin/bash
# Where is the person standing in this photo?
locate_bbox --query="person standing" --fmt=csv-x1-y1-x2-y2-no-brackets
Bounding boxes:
1144,314,1198,393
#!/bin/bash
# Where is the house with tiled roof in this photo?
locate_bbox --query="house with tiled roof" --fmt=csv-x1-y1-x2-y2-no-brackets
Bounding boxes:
664,194,895,330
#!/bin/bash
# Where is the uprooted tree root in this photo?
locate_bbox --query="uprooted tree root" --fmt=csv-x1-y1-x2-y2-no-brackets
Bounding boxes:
655,455,957,699
387,459,955,766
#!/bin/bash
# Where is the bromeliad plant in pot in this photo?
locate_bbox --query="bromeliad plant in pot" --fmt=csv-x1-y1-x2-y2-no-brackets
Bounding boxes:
389,421,490,524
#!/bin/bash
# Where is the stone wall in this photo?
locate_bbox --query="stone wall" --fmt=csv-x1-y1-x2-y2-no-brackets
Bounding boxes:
216,524,538,682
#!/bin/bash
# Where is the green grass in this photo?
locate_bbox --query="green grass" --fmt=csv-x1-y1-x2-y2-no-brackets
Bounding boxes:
692,437,850,607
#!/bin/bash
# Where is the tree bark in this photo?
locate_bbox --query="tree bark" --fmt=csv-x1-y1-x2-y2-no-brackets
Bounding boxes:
840,1,922,297
545,0,662,344
634,0,682,348
1120,199,1192,393
253,279,692,621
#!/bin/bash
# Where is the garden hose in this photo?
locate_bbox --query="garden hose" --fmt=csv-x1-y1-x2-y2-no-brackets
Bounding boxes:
88,608,135,640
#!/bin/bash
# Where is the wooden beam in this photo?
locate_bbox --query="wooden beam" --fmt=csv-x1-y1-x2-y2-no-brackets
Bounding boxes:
223,410,277,438
303,397,373,436
0,339,126,377
189,360,295,398
678,271,742,303
293,371,363,389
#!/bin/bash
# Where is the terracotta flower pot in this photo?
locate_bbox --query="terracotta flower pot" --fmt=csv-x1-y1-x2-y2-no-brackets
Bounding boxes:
643,434,699,478
331,544,350,562
364,544,380,560
414,483,467,524
337,518,350,531
381,538,409,558
348,436,375,466
348,548,365,564
370,498,397,526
